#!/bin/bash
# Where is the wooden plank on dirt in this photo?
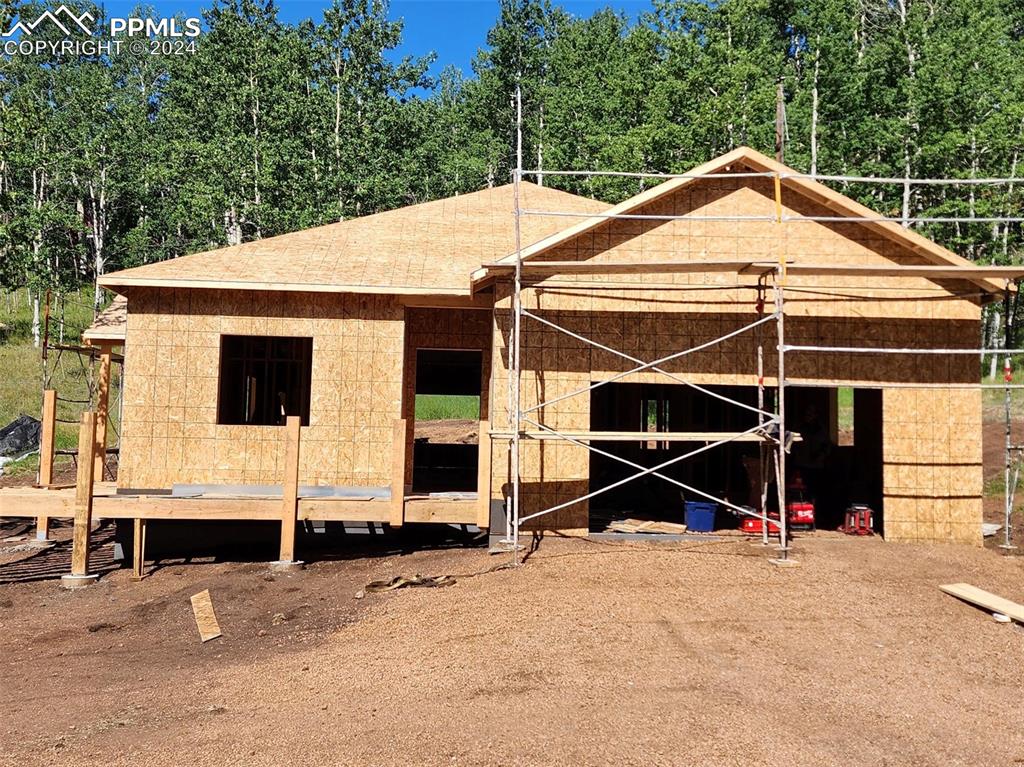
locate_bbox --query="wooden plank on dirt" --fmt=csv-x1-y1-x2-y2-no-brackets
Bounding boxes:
939,583,1024,623
190,589,222,642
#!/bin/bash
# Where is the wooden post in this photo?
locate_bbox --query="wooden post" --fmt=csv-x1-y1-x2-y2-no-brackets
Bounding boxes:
132,518,147,580
62,412,98,587
476,420,491,529
35,389,57,540
390,418,406,528
94,344,112,481
276,415,301,565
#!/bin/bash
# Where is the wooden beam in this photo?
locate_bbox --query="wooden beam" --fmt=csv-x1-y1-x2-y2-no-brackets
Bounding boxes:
69,412,97,578
489,430,779,443
278,415,301,563
404,498,478,525
479,259,769,277
940,583,1024,623
298,498,391,522
94,345,113,480
480,259,1024,283
476,420,491,529
93,496,280,519
132,518,147,580
390,418,407,528
750,263,1024,280
398,294,494,309
99,274,472,298
36,389,57,540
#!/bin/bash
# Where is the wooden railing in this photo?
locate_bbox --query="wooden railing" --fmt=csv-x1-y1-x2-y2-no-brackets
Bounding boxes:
59,412,489,583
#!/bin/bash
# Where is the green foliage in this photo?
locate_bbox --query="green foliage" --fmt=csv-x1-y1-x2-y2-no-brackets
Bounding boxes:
0,0,1022,342
414,394,480,420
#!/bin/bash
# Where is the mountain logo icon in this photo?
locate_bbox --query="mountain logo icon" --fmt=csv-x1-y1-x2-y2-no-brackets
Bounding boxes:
2,5,95,37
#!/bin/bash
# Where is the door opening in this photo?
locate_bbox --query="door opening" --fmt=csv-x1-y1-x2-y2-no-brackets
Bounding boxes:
412,349,482,493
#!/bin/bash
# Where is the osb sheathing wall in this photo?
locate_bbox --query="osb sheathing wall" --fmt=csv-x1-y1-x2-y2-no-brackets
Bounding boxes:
402,307,492,485
489,174,983,543
119,288,404,489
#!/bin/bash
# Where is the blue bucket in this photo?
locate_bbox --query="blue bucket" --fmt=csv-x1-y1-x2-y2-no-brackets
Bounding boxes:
684,501,718,532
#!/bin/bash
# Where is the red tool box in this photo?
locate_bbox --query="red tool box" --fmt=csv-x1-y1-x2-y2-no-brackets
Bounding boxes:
841,504,874,535
740,513,780,534
740,501,815,534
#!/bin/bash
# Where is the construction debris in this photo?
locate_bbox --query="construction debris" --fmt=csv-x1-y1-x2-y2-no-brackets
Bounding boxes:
190,589,222,642
364,574,456,593
939,583,1024,624
607,518,688,535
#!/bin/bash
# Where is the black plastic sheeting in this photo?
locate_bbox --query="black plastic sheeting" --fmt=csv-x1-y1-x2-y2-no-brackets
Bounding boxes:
0,414,40,457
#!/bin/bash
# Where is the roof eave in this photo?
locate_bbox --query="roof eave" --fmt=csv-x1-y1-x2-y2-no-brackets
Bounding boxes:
97,274,473,298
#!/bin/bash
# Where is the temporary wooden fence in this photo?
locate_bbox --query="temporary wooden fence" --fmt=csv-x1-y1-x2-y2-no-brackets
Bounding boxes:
8,410,490,583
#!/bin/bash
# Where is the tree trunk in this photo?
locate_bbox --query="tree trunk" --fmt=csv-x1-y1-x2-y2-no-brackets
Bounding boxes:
810,40,820,176
31,291,40,349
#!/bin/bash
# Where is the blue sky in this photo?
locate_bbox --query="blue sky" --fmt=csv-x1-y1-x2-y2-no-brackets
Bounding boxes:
90,1,651,80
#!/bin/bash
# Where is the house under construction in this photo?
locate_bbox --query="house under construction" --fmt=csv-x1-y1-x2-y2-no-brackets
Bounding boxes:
4,145,1023,580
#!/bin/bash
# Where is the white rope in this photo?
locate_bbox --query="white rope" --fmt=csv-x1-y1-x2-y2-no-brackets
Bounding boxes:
522,167,1023,186
518,419,768,524
522,308,776,418
520,209,1024,225
784,345,1024,355
522,169,776,180
782,214,1024,225
781,172,1023,186
521,209,775,222
520,313,780,417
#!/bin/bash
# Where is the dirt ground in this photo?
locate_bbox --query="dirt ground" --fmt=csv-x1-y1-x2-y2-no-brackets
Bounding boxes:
2,528,1024,767
414,418,479,444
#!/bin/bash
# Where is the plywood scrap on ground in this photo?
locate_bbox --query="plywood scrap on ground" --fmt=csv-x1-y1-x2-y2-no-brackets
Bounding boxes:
607,518,688,535
939,583,1024,623
190,589,222,642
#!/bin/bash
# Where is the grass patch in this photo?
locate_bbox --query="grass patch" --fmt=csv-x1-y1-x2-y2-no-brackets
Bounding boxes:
0,288,121,478
415,394,480,421
982,373,1024,421
837,386,854,433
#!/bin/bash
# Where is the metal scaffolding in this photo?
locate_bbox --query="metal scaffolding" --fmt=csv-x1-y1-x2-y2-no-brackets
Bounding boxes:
499,92,1024,565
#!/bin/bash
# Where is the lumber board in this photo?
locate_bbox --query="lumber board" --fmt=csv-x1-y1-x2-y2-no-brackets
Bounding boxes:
490,430,774,443
0,489,75,518
92,496,281,520
476,419,492,529
70,413,97,577
190,589,222,642
390,419,407,527
939,583,1024,623
777,263,1024,280
608,518,688,534
403,498,478,525
480,259,770,277
298,498,391,522
479,260,1024,281
279,416,301,562
99,274,472,297
94,347,112,479
132,518,147,580
38,390,56,487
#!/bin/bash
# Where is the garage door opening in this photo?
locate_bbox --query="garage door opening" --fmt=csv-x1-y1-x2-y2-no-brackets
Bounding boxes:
588,383,883,534
412,349,482,493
